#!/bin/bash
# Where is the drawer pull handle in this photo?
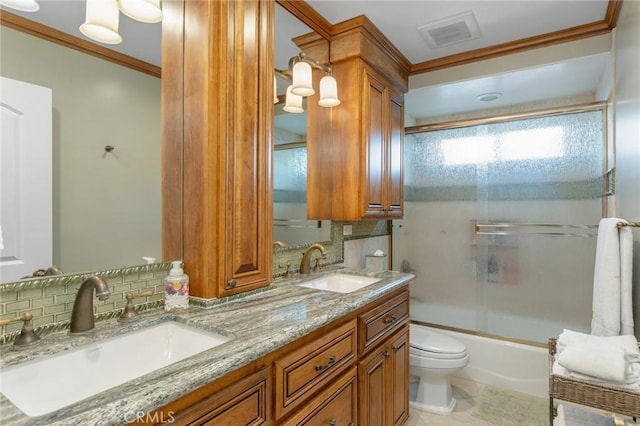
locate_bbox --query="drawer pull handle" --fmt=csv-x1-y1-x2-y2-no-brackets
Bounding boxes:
315,354,336,372
329,419,337,426
383,314,397,324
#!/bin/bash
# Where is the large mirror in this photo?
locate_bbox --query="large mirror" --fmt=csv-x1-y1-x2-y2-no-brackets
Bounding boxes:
273,3,331,247
0,2,334,285
0,4,162,283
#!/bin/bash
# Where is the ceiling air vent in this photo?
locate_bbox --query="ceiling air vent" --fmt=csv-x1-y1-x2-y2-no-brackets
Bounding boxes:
417,10,481,49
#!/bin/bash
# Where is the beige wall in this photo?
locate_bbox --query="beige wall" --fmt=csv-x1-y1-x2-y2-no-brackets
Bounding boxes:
613,0,640,340
0,26,161,275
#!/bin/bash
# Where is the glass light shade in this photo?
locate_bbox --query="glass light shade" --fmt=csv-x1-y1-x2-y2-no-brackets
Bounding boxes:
283,86,304,114
318,76,341,107
291,62,314,97
118,0,163,24
79,0,122,45
0,0,39,12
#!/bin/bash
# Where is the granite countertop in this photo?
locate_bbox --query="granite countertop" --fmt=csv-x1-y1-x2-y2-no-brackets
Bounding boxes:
0,269,414,425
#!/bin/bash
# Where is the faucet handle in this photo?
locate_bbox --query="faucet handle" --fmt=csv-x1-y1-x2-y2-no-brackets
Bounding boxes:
0,313,41,347
118,290,154,323
278,262,291,277
312,255,326,272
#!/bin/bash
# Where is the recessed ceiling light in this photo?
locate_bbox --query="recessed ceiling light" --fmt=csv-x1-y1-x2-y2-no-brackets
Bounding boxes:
477,92,502,102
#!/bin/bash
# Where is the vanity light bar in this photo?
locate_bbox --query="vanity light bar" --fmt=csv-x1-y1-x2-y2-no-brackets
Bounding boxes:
275,52,340,112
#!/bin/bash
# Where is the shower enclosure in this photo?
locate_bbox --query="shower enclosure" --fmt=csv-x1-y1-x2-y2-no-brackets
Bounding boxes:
393,106,606,344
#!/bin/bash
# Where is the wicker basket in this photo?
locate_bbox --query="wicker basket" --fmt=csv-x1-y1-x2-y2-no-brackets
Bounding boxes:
549,337,640,418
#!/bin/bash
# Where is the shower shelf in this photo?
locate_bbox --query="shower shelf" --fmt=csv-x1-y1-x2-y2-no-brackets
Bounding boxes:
548,338,640,422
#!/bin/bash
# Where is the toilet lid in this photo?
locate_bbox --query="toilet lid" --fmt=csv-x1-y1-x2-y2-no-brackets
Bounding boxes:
410,326,466,355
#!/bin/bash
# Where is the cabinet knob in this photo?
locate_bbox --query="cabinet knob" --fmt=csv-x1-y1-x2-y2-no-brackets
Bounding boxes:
315,354,336,372
329,419,337,426
227,279,237,289
383,314,397,324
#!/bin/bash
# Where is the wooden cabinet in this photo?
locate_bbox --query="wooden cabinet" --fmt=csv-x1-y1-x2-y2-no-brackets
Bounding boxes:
361,66,404,219
162,0,274,299
274,320,357,420
358,325,409,426
305,16,409,221
169,367,271,426
358,289,409,354
280,368,357,426
357,289,409,426
149,285,410,426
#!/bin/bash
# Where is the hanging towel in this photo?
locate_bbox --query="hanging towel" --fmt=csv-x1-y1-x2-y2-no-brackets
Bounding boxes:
591,218,634,336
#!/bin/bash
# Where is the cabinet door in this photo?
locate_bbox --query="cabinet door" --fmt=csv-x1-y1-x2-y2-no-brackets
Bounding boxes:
357,325,409,426
358,345,387,426
363,69,388,218
386,90,404,218
172,0,273,299
389,326,409,426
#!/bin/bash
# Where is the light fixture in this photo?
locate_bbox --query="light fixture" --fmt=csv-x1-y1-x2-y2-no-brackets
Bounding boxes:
119,0,162,23
477,92,502,102
283,86,304,114
291,61,314,97
275,52,340,113
0,0,39,12
79,0,122,45
318,75,340,107
77,0,163,45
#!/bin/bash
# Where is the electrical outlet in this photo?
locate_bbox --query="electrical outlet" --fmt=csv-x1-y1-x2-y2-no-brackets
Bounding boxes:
343,224,353,236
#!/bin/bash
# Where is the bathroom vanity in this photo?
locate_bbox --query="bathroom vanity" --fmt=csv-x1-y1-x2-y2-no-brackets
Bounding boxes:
0,270,413,425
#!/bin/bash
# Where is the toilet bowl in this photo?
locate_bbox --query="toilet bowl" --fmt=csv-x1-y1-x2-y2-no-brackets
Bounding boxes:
409,324,470,415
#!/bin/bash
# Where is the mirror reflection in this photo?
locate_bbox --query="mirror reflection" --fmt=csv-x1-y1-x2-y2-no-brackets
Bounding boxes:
273,3,331,247
0,9,161,283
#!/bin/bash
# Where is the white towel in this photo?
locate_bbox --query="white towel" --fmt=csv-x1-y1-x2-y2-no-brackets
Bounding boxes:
591,217,634,336
558,329,639,354
558,345,630,383
556,329,640,385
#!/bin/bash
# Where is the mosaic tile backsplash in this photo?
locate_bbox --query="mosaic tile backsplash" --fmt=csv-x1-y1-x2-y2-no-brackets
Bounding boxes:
1,220,389,345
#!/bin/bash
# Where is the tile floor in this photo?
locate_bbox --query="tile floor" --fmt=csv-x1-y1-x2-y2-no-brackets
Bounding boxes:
406,376,495,426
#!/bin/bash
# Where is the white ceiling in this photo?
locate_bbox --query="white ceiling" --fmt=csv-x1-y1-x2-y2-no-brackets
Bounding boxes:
306,1,609,65
2,0,612,121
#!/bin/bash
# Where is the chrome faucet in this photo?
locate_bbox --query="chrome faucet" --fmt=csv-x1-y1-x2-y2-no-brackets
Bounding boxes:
299,244,326,275
70,276,110,334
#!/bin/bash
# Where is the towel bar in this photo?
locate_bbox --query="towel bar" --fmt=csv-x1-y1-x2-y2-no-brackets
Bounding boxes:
617,221,640,228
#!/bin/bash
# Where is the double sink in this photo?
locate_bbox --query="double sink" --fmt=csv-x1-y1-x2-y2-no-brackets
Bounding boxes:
0,272,380,417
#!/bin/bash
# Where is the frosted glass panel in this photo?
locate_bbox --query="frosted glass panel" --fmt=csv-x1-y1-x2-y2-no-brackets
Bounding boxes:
274,146,307,199
397,109,604,343
273,146,330,246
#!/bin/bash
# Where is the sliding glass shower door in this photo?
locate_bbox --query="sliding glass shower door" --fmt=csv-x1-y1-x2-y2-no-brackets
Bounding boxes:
394,108,605,343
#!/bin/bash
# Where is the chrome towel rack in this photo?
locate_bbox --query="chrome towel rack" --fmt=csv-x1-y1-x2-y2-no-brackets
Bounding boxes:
475,221,640,238
475,222,598,238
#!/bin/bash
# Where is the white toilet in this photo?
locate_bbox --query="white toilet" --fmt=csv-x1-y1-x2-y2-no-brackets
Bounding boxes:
409,324,470,415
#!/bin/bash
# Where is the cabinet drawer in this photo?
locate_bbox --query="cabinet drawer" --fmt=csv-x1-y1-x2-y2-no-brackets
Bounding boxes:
358,290,409,355
275,320,357,420
172,367,271,426
280,367,357,426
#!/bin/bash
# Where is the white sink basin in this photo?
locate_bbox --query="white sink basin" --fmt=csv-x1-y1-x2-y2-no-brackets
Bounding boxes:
0,321,231,416
297,273,380,294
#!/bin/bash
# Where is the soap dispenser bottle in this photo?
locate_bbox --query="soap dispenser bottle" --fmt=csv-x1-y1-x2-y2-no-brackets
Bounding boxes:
164,260,189,311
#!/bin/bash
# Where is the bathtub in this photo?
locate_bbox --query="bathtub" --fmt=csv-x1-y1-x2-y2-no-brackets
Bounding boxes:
416,324,549,398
